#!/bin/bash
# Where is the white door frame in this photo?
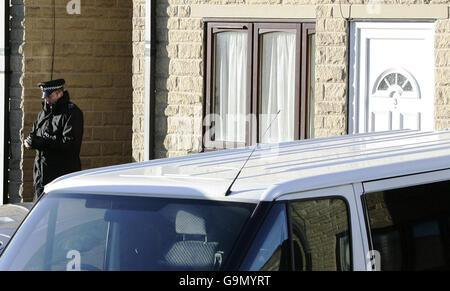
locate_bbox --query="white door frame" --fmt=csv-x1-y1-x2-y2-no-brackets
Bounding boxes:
0,0,6,205
349,21,435,134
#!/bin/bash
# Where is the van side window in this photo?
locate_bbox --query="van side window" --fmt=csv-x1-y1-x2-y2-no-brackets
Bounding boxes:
289,198,351,271
365,180,450,271
240,203,290,271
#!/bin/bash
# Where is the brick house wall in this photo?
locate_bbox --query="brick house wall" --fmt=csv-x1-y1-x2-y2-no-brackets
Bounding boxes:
132,0,146,162
8,0,134,202
436,18,450,129
131,1,450,162
8,0,25,203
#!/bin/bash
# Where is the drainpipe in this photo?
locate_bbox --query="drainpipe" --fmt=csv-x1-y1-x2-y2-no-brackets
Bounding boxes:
144,0,156,160
2,0,10,204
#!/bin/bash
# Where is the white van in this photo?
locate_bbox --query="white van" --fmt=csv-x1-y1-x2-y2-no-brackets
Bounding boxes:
1,130,450,271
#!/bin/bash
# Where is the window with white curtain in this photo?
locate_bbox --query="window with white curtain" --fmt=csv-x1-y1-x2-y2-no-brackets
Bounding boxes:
259,31,296,143
214,31,248,143
204,21,315,151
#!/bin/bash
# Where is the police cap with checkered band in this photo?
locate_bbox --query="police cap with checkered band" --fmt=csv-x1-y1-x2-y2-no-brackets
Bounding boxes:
38,79,65,99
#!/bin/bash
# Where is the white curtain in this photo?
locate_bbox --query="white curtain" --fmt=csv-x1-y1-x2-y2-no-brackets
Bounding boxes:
260,32,296,143
214,32,247,143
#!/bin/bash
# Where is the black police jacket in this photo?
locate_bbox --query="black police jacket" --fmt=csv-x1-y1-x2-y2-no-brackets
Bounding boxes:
29,91,84,187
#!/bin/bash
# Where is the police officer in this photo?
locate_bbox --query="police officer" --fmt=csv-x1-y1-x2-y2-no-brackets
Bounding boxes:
24,79,84,201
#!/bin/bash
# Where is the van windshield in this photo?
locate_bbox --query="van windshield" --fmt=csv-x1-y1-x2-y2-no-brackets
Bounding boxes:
0,194,255,271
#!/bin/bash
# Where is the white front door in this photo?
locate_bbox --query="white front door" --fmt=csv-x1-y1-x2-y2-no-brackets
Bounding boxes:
349,22,435,134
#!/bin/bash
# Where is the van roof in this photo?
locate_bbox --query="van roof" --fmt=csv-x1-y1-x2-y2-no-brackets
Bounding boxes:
45,130,450,202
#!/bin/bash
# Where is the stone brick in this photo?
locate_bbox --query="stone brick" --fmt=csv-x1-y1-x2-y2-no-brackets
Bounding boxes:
324,83,347,100
176,135,194,151
168,92,202,105
169,59,202,76
81,143,102,156
435,50,450,67
435,119,450,131
316,102,346,115
316,65,346,82
101,142,124,156
435,19,450,33
179,18,202,30
324,116,346,130
326,46,347,65
436,86,450,105
178,43,202,59
92,127,116,141
316,46,327,64
316,32,347,46
325,18,347,32
316,4,333,18
168,30,203,43
168,116,194,134
24,58,41,72
435,34,450,49
436,68,450,86
177,76,203,93
435,105,450,119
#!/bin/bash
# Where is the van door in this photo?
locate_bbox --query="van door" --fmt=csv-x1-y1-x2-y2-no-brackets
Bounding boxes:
273,185,367,271
362,171,450,271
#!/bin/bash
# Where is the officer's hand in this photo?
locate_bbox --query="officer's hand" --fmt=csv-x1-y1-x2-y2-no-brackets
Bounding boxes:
30,135,48,150
24,135,33,149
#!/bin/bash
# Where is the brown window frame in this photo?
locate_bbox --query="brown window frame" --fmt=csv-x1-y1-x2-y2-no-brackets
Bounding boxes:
203,19,315,151
302,23,316,139
253,22,302,142
204,22,253,150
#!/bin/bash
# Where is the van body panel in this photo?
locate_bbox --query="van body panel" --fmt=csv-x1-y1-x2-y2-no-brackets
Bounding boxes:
2,130,450,271
45,130,450,203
